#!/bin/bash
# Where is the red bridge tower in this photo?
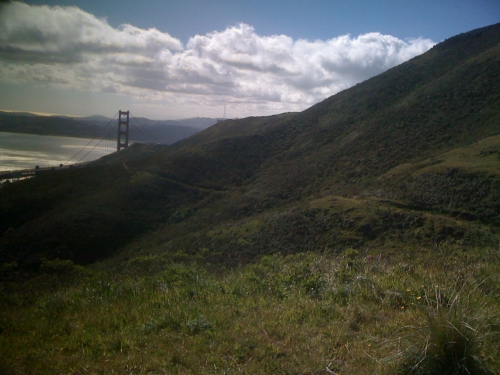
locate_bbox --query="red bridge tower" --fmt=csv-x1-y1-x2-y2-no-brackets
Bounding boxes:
117,110,129,151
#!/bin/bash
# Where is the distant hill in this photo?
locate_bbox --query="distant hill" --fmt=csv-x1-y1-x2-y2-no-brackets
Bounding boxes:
0,23,499,268
81,115,111,122
129,117,217,130
0,112,216,144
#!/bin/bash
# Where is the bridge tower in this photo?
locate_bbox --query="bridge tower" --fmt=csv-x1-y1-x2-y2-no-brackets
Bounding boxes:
117,110,130,151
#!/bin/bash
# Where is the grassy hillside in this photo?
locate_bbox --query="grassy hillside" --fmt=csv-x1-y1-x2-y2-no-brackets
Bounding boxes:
1,23,499,267
1,23,500,374
2,246,500,374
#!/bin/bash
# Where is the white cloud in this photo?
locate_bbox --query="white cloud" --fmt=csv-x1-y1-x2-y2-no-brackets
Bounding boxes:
0,2,435,118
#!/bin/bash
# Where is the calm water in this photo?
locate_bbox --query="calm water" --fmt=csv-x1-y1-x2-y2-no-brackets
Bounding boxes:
0,132,116,171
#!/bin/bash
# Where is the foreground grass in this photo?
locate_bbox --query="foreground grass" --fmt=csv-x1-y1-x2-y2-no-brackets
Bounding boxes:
1,244,500,374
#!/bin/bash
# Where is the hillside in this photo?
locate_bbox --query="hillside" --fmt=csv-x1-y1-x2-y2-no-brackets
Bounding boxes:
1,23,500,375
1,23,499,268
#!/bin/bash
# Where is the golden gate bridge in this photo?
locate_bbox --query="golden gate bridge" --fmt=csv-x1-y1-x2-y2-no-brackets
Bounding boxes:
0,110,159,182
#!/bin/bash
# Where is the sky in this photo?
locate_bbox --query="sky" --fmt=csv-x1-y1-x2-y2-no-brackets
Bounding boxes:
0,1,499,120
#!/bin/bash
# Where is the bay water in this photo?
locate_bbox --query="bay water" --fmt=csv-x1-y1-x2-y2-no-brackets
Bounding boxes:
0,132,116,171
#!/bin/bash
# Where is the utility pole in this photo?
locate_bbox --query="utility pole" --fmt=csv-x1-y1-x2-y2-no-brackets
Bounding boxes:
216,105,228,124
117,110,129,151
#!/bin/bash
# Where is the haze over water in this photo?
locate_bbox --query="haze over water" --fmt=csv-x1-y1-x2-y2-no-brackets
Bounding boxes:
0,132,115,171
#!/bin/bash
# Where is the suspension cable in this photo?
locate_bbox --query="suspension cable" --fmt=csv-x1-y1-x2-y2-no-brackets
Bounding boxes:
65,112,118,165
74,117,118,164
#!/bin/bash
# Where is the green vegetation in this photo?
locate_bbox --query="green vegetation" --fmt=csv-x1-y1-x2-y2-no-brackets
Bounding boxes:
2,246,499,374
1,23,500,374
397,280,498,375
2,24,500,267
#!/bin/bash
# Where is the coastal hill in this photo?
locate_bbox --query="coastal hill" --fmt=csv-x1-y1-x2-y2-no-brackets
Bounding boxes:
1,23,500,375
1,23,499,267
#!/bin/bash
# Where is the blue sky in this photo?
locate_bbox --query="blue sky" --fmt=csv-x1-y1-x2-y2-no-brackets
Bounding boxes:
22,0,500,43
1,0,499,119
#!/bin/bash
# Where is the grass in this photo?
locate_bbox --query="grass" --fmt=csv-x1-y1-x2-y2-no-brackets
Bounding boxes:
396,280,499,375
380,134,500,179
1,244,499,374
1,23,500,374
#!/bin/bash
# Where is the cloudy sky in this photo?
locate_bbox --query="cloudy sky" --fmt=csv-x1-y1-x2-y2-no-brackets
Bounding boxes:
0,1,498,120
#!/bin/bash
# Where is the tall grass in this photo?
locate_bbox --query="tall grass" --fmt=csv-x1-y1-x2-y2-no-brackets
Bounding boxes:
1,245,499,374
397,280,498,375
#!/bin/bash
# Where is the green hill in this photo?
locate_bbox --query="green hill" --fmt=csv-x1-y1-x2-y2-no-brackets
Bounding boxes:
2,23,500,375
1,23,500,267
